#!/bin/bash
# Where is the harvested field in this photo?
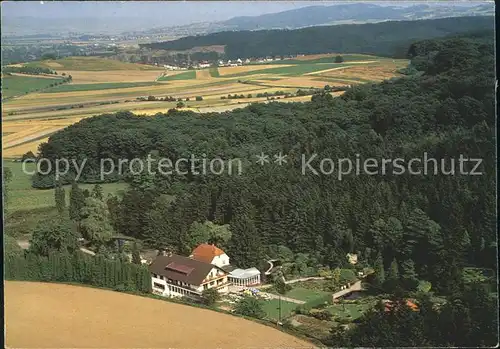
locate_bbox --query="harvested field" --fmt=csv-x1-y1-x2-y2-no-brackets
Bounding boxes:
2,138,49,157
62,70,165,83
256,76,340,88
218,64,293,76
320,61,408,81
5,281,314,349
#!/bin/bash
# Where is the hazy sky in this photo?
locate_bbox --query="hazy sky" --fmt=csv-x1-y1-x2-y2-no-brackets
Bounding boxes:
2,1,490,25
1,1,492,36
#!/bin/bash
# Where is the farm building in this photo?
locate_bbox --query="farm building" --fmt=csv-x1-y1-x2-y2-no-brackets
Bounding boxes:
190,243,261,286
150,254,229,299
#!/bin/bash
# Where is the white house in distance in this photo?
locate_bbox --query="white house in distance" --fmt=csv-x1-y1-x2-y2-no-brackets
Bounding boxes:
149,253,229,299
190,243,261,287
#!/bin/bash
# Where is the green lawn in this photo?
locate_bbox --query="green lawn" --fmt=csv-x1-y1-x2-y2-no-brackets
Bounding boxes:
158,70,196,81
325,301,375,322
2,75,65,98
260,299,298,321
209,67,220,77
43,81,160,93
4,161,128,213
281,287,331,302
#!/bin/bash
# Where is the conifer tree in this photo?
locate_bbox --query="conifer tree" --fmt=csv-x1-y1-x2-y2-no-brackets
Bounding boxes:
69,181,85,222
228,201,264,268
132,241,142,265
373,252,385,289
54,181,66,214
91,184,104,200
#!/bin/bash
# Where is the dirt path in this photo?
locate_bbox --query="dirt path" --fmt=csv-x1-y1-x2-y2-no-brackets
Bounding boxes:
16,240,96,256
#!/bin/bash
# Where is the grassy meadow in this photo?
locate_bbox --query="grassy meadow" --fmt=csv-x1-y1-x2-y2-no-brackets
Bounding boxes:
158,70,197,81
4,161,128,213
2,74,66,98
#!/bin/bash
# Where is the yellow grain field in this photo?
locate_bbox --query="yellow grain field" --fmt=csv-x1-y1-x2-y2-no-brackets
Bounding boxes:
5,281,314,349
218,64,293,76
2,138,49,157
196,69,212,80
321,61,407,81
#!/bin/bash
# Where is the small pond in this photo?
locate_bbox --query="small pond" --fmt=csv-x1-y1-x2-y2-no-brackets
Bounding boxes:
340,291,366,300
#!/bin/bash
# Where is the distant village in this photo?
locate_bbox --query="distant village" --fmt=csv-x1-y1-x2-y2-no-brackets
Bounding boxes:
160,55,302,71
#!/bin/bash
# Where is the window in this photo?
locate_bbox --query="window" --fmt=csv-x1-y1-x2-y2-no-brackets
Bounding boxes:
210,281,215,286
153,282,165,290
203,284,208,290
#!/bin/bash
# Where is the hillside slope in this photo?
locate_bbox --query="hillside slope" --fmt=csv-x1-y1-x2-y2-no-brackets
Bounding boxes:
141,16,494,59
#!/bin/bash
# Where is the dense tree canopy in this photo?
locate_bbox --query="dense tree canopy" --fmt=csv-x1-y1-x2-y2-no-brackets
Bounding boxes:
140,16,493,59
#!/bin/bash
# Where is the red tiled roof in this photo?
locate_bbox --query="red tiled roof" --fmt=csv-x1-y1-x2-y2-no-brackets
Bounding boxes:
190,244,226,264
384,299,419,312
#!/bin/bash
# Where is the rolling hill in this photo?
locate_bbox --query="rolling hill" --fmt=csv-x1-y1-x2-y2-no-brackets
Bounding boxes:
141,16,494,59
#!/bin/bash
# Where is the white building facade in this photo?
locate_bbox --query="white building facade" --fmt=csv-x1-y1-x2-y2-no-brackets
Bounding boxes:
150,254,229,299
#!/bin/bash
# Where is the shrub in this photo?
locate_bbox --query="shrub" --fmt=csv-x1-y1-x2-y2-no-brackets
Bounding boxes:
201,288,220,306
234,296,265,319
195,96,203,101
312,310,332,321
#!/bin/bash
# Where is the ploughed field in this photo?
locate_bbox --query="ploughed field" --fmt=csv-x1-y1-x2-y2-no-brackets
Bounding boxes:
5,281,314,349
2,55,407,157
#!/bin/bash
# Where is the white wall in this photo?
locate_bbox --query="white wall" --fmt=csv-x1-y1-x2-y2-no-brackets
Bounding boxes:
151,272,229,298
210,254,230,268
